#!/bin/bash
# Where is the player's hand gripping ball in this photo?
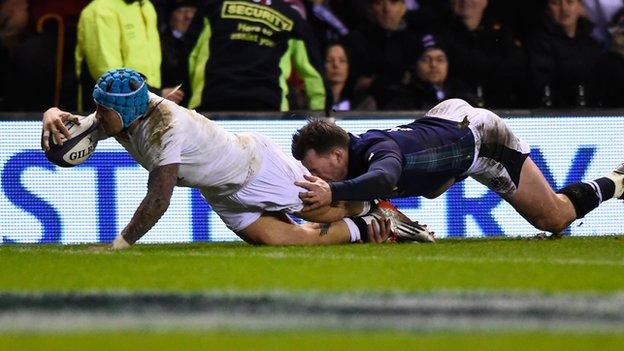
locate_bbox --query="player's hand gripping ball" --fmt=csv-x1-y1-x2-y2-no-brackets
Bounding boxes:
44,117,99,167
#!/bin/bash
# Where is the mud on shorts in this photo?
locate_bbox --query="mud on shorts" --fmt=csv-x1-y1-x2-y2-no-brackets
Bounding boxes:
202,134,309,233
425,99,531,198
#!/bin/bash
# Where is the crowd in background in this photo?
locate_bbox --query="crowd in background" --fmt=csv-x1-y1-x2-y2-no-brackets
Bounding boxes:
2,0,624,113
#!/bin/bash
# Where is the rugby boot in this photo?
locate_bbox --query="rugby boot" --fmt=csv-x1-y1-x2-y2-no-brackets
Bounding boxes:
370,200,435,243
611,163,624,199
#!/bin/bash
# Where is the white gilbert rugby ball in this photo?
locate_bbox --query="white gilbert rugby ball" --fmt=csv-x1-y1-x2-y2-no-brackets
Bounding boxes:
45,117,99,167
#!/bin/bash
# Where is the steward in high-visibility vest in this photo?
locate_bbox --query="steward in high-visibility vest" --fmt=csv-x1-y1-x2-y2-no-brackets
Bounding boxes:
187,0,327,111
75,0,162,112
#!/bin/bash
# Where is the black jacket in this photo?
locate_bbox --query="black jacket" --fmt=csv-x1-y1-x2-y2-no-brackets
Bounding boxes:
161,30,196,107
385,77,476,111
346,18,421,109
589,50,624,107
188,0,327,111
527,17,602,107
438,16,527,108
0,32,57,111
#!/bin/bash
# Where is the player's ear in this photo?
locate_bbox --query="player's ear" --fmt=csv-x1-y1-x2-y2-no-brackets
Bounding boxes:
333,147,345,162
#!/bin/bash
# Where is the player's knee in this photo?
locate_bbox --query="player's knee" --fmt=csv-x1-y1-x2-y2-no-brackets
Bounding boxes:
238,227,279,245
531,214,570,234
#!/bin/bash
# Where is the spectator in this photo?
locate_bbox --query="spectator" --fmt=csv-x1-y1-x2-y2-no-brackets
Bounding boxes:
0,0,29,108
28,0,90,110
590,8,624,106
485,0,545,43
346,0,421,109
161,0,198,107
324,41,376,111
0,0,28,50
151,0,170,33
527,0,602,107
582,0,623,46
284,0,307,18
404,0,452,32
327,0,370,31
75,0,184,112
306,0,350,52
341,0,419,26
386,34,474,110
0,0,58,110
436,0,527,108
187,0,326,111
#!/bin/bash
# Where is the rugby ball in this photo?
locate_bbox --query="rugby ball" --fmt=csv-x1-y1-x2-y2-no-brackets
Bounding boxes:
45,117,99,167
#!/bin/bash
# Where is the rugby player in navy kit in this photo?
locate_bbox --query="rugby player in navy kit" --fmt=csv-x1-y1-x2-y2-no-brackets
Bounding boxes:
292,99,624,235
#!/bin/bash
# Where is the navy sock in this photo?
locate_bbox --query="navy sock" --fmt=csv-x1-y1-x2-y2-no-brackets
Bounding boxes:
557,182,599,219
558,178,616,219
585,177,615,204
349,217,369,242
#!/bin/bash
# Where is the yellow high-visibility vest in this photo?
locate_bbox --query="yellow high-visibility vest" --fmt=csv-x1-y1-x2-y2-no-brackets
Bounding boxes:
76,0,161,110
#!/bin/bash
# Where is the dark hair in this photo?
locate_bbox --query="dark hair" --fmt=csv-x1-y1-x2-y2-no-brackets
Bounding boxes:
291,119,350,160
325,40,350,63
324,39,355,103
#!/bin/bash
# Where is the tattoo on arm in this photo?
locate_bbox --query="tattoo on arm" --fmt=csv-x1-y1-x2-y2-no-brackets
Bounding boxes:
319,223,331,237
122,164,179,244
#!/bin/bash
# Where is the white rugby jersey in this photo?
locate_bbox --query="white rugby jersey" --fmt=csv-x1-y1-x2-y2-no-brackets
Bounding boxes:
91,93,262,197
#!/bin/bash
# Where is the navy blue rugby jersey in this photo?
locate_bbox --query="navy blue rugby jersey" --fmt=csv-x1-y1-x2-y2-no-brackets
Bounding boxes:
333,117,475,200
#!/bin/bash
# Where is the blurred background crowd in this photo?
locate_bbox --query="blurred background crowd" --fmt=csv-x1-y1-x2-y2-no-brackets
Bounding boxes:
1,0,624,113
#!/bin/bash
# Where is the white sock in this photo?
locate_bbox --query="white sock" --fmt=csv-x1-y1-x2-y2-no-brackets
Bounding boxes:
342,218,361,242
607,171,624,198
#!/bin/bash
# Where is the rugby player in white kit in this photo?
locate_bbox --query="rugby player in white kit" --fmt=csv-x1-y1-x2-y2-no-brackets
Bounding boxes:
41,69,431,248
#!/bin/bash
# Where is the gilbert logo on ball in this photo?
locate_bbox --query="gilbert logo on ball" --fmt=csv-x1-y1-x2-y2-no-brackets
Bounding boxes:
45,117,99,167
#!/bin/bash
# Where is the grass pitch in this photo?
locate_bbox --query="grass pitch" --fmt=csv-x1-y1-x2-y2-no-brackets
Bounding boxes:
1,236,623,350
1,236,623,292
3,331,624,351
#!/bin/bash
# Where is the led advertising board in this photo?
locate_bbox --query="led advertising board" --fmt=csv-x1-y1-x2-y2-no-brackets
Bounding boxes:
1,117,623,243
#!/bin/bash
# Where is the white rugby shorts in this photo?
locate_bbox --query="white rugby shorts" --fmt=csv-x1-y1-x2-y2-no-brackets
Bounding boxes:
202,133,308,232
426,99,531,198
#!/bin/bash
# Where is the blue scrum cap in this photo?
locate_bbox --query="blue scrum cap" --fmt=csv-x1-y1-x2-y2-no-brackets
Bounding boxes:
93,68,149,128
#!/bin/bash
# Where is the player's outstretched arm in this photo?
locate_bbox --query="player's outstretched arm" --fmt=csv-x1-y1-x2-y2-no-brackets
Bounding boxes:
296,153,402,211
41,107,83,150
111,164,179,249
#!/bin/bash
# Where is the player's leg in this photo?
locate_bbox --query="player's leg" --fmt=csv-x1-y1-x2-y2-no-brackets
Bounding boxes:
505,157,576,233
206,192,392,245
509,159,624,233
237,212,390,245
459,103,568,232
464,105,624,233
296,200,435,243
470,157,574,234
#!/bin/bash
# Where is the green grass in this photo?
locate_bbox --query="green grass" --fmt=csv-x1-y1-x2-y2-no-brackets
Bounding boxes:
2,237,623,349
1,331,623,351
1,236,623,293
